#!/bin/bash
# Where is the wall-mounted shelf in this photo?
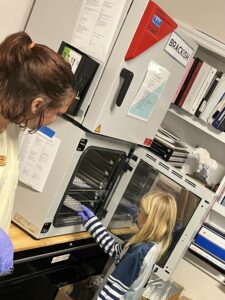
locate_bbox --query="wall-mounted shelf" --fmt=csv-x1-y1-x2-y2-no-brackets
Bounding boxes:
164,21,225,286
212,201,225,218
168,105,225,145
178,21,225,60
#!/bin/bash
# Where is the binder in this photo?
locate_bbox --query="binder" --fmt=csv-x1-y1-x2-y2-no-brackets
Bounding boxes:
175,58,202,107
149,145,188,161
193,225,225,263
172,57,195,103
212,106,225,129
207,93,225,124
153,137,188,152
217,116,225,132
182,61,212,111
189,66,217,115
200,73,225,122
195,71,223,118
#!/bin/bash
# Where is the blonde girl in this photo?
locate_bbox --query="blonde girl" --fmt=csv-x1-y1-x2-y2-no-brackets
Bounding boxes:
79,191,177,300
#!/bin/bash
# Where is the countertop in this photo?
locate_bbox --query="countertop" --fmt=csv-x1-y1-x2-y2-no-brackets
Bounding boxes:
9,223,137,252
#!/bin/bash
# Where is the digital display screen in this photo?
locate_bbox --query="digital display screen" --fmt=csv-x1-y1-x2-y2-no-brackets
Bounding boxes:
152,14,162,28
61,46,82,74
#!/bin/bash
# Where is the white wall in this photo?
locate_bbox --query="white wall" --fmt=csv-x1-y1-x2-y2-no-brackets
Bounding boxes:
172,259,225,300
155,0,225,44
0,0,34,42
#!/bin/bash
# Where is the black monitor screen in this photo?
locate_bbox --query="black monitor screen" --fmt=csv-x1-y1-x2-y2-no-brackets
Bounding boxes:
60,45,83,74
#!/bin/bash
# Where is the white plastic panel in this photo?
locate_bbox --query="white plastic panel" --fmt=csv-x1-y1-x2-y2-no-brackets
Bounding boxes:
83,25,197,145
105,147,215,280
13,117,131,238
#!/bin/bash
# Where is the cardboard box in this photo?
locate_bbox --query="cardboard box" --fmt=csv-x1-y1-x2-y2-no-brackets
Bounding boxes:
54,275,104,300
55,285,74,300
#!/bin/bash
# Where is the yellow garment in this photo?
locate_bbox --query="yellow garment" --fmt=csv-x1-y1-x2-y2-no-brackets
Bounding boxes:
0,124,19,232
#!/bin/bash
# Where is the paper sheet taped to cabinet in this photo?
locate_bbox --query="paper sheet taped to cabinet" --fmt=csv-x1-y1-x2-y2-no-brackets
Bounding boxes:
127,60,170,122
18,127,61,192
71,0,127,62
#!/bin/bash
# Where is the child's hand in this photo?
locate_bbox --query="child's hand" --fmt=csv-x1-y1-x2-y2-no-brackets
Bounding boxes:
0,228,14,276
78,205,95,222
129,204,138,221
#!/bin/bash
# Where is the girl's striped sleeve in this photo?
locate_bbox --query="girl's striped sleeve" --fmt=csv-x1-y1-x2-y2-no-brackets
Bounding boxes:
84,216,123,258
97,246,144,299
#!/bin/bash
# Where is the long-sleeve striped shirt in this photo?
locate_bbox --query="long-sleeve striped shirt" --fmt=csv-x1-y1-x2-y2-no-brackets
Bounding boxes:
84,216,162,300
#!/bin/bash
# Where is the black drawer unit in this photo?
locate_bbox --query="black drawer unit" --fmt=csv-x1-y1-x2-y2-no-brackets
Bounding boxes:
0,238,108,300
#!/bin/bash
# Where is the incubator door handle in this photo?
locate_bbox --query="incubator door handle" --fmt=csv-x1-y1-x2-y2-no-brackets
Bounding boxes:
116,68,134,107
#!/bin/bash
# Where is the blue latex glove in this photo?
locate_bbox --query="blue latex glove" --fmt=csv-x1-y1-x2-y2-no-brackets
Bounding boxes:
0,228,14,276
78,205,95,222
129,204,138,221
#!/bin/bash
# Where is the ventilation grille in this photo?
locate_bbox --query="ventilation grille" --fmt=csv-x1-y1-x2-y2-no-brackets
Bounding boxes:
185,178,196,188
146,154,157,162
171,170,183,179
158,162,170,170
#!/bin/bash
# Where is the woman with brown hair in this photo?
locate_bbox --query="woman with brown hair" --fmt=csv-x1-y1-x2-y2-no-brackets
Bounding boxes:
0,31,75,275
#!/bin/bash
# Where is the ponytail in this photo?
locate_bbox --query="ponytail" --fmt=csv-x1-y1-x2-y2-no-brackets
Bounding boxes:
0,31,75,127
0,32,33,72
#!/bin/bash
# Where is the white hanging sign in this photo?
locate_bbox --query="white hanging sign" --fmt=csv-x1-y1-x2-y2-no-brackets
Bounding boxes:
165,31,194,67
127,60,170,122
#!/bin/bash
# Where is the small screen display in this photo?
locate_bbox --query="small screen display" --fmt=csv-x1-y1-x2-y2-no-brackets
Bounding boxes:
152,14,162,28
61,46,82,74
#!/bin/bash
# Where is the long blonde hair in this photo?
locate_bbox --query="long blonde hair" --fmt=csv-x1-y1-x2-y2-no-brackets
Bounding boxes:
125,191,177,258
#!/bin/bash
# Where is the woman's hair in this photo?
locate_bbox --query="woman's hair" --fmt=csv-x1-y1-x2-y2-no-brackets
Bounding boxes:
126,191,177,258
0,31,75,128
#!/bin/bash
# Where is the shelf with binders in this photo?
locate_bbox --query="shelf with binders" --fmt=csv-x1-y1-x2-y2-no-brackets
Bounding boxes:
162,22,225,283
186,192,225,285
162,21,225,193
172,22,225,136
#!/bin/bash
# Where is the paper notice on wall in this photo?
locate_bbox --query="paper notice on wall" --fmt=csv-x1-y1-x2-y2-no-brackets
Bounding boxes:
127,60,170,122
71,0,126,62
18,127,61,192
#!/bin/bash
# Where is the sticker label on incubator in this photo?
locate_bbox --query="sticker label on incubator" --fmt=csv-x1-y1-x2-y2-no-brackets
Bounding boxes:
13,213,39,235
51,254,71,264
165,31,194,67
144,138,152,146
127,60,170,122
95,125,101,133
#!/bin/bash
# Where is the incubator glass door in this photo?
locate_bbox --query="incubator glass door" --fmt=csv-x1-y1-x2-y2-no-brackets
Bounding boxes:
105,147,214,280
109,159,201,266
54,146,127,227
109,159,200,230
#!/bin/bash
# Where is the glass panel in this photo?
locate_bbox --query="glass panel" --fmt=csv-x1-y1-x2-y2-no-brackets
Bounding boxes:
54,147,126,227
109,159,201,267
